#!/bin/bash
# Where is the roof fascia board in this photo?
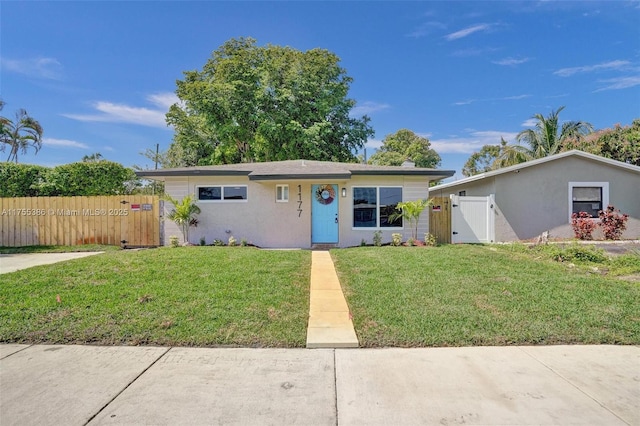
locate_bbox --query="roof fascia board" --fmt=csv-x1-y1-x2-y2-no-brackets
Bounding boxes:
249,173,352,181
350,170,455,177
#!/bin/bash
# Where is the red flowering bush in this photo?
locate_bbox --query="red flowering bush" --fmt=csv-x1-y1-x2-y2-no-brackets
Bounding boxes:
571,211,597,240
598,205,629,240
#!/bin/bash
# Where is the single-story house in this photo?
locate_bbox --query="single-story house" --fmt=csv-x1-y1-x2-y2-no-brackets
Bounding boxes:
429,150,640,242
137,160,454,248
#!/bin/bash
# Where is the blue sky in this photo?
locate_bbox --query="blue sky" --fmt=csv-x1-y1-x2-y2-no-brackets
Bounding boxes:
2,1,639,181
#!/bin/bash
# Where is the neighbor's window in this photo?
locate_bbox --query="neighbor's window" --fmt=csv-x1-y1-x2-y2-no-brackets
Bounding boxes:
569,182,609,218
197,186,247,202
353,187,403,228
276,184,289,202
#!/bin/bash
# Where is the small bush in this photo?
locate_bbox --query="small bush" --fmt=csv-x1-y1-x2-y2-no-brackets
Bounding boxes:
373,231,382,247
360,239,367,247
169,236,180,248
571,212,597,240
199,236,206,246
240,238,248,247
598,205,628,240
424,233,437,247
228,236,237,247
212,239,225,246
391,233,402,247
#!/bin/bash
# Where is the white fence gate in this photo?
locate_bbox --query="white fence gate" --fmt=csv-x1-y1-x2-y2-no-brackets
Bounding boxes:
451,195,495,243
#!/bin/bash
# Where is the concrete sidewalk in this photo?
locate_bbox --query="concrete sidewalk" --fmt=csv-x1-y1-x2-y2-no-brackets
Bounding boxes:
0,252,103,274
1,344,638,425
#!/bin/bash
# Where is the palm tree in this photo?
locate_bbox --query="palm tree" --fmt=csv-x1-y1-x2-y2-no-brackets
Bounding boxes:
0,108,44,163
494,107,593,168
516,106,593,159
163,194,201,244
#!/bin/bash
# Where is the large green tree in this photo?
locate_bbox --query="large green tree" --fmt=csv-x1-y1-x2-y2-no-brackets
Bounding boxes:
368,129,441,168
560,119,640,166
0,105,44,163
462,143,502,177
166,37,373,166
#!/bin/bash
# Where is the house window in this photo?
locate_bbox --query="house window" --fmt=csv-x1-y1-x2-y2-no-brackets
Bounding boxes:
459,190,466,196
276,185,289,202
569,182,609,219
197,186,247,202
353,187,403,228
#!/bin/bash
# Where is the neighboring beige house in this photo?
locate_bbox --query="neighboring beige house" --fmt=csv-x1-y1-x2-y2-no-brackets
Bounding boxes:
429,150,640,242
137,160,454,248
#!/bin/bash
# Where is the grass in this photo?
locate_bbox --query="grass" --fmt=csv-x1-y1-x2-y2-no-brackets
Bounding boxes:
0,247,311,347
3,243,638,348
331,245,640,347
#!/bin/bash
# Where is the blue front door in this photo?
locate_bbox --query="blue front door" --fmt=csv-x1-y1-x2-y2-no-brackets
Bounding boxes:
311,184,339,243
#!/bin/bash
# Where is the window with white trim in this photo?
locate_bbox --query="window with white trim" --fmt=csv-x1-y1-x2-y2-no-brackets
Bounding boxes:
353,186,403,228
568,182,609,219
197,185,247,202
276,184,289,202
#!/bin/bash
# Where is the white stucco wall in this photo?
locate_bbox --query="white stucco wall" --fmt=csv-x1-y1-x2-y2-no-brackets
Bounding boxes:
162,174,432,248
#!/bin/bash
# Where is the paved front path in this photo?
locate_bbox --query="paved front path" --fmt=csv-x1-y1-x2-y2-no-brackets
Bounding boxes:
0,252,103,274
1,344,638,425
306,251,359,348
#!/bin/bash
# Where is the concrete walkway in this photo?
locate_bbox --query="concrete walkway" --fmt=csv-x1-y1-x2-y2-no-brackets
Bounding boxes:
0,252,103,274
306,251,359,348
1,344,638,425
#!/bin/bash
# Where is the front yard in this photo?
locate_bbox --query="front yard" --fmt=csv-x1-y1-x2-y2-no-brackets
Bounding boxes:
0,247,311,347
331,244,640,347
1,243,638,347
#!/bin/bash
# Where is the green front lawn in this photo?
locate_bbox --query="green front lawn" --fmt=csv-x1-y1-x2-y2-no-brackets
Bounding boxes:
332,245,640,347
0,247,311,347
2,244,638,348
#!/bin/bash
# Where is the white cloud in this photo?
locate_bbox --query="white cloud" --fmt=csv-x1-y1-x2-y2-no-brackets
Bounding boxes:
43,138,89,149
452,94,529,105
351,101,390,116
147,92,179,109
445,24,492,41
1,56,63,80
501,94,531,100
430,130,518,154
521,118,538,127
63,93,175,129
492,57,531,66
553,60,630,77
594,75,640,91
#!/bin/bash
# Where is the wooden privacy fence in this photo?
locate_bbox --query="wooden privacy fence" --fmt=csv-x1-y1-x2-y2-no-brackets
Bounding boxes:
428,196,451,244
0,196,160,247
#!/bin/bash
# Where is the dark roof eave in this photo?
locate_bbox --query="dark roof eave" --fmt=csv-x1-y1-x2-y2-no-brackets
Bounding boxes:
136,170,251,178
249,173,352,181
350,170,456,177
